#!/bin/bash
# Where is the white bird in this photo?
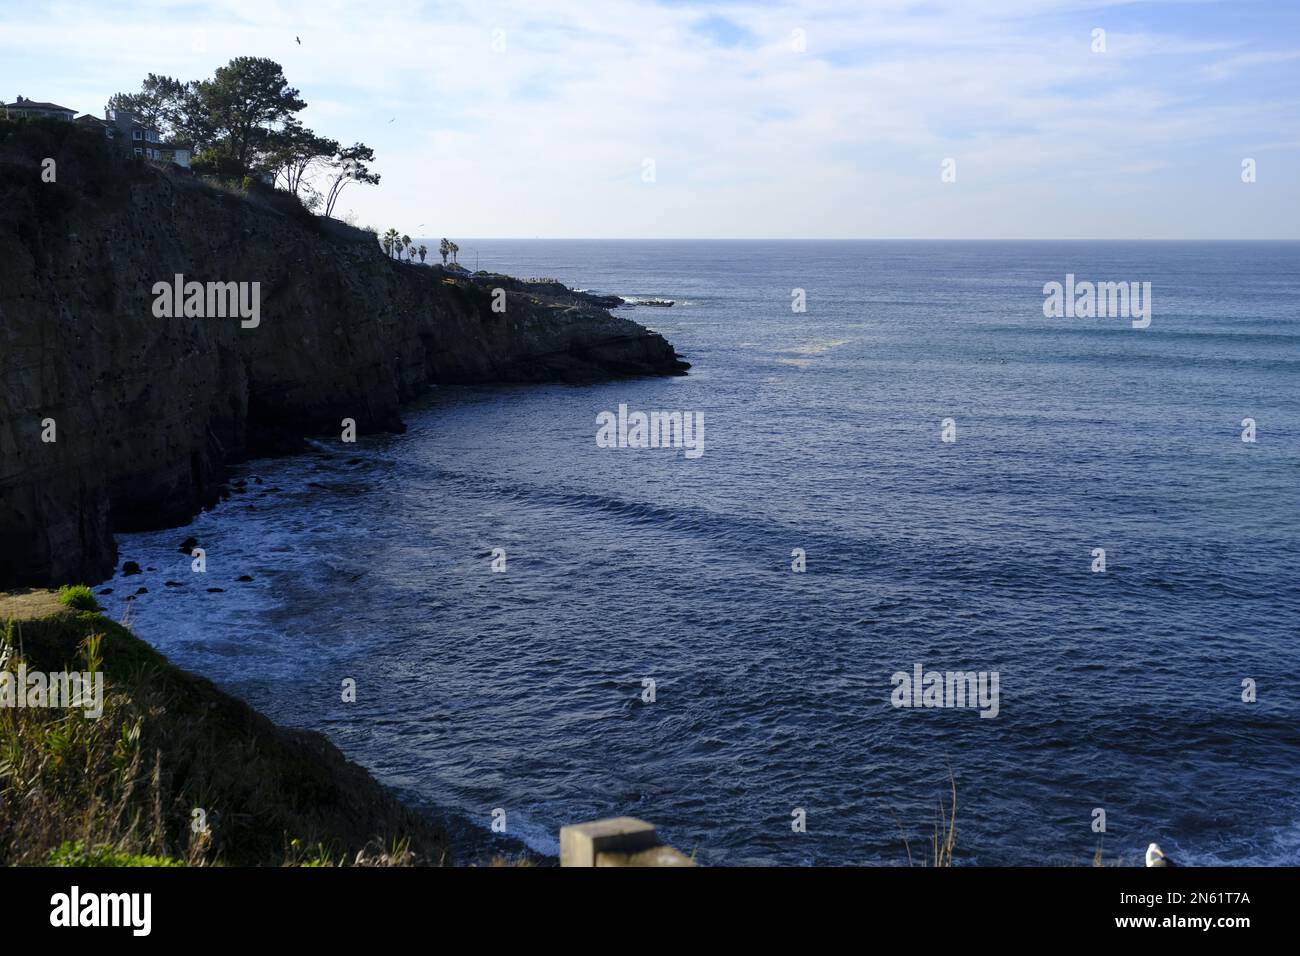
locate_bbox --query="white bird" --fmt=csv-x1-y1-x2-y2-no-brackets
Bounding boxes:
1146,842,1178,867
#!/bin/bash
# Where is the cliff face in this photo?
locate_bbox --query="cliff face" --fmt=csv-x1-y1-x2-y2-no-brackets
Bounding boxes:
0,122,688,589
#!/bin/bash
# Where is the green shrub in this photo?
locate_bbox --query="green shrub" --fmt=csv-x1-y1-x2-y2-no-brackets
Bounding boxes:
47,841,184,867
190,146,244,178
56,584,100,612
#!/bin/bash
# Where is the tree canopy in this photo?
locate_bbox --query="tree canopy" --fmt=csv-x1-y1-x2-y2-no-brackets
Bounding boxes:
106,74,191,136
109,58,379,219
195,57,305,172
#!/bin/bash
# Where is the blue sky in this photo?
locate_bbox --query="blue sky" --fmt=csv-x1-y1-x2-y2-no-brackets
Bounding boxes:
1,0,1297,238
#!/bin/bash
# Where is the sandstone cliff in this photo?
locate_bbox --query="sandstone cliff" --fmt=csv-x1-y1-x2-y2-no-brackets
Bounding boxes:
0,120,688,589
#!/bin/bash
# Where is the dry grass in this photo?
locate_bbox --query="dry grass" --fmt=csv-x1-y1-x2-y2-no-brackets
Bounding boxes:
931,776,958,867
898,775,959,867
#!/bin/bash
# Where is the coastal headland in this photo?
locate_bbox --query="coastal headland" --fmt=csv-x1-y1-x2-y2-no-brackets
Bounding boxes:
0,118,688,591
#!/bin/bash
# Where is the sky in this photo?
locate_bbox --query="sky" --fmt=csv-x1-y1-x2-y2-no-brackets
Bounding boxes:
1,0,1298,238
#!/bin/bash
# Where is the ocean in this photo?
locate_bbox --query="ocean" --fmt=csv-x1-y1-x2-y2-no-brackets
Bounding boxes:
105,240,1300,865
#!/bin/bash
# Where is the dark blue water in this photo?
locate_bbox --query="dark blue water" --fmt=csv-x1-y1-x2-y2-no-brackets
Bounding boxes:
107,241,1300,865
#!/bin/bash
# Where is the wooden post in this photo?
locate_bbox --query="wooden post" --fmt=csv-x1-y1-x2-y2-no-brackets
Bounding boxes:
560,817,695,867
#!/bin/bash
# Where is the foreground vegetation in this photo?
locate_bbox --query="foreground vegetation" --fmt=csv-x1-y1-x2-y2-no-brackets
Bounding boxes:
0,592,447,866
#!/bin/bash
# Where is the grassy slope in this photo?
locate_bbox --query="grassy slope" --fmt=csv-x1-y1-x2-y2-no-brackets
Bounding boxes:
0,589,449,866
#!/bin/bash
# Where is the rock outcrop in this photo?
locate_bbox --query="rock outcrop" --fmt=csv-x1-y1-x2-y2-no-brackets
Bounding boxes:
0,120,689,589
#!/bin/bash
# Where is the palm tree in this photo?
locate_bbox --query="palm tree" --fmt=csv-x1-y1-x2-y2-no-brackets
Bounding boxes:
417,244,428,263
439,238,450,266
449,241,459,265
401,235,412,261
382,228,400,259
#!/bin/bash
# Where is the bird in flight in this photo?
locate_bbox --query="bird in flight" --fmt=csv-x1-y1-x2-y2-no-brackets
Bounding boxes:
1145,843,1178,867
296,36,301,45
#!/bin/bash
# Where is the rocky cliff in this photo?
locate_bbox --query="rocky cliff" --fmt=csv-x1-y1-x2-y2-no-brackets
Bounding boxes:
0,120,688,589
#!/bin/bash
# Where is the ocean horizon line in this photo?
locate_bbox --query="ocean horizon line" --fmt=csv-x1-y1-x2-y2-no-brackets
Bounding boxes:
423,236,1300,243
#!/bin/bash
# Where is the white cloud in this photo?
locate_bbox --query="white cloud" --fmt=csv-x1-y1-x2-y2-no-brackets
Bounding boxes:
2,0,1297,237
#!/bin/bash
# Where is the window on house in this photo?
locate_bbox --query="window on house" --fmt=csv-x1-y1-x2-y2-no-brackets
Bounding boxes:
134,147,142,156
133,130,142,140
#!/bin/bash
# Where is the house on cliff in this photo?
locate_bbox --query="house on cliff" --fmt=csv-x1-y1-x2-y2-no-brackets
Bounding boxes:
157,141,193,168
2,96,76,121
75,108,192,168
74,113,116,141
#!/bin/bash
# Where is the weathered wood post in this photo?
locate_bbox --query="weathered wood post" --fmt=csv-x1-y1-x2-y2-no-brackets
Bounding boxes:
559,817,696,867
